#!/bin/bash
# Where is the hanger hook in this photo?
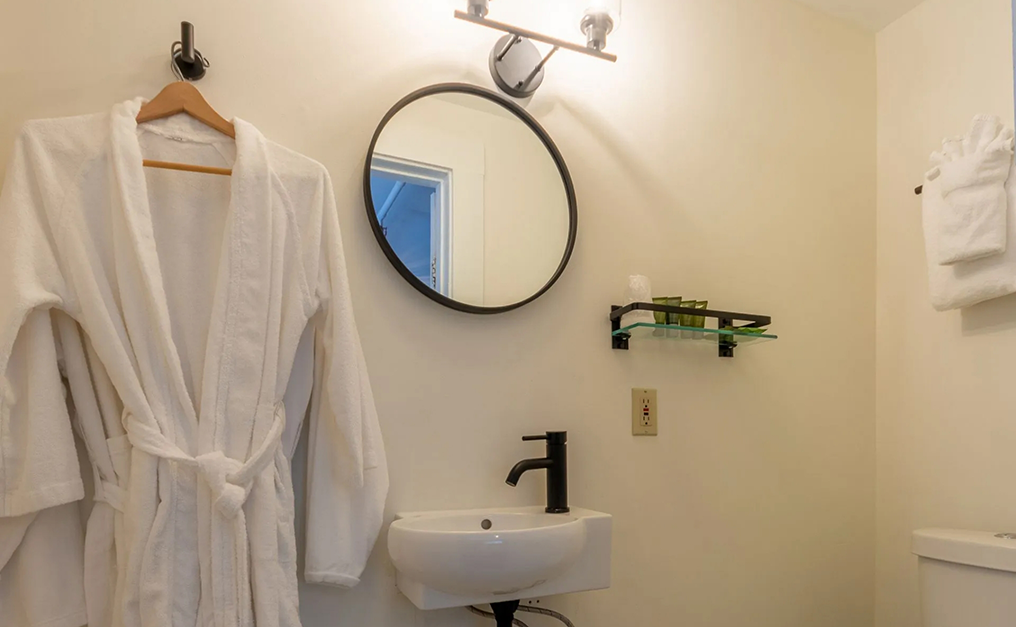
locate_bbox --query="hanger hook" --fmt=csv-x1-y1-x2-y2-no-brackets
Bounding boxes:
171,21,210,81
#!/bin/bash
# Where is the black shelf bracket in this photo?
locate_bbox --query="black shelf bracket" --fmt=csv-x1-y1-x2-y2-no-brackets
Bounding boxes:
610,303,772,358
610,305,630,350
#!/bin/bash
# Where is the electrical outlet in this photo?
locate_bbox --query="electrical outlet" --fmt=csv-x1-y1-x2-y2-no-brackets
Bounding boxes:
632,388,658,436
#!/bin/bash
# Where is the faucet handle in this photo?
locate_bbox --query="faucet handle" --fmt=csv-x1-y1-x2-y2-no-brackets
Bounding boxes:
522,431,567,444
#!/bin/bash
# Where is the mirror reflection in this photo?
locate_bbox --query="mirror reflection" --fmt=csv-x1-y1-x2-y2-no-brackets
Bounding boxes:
367,89,573,311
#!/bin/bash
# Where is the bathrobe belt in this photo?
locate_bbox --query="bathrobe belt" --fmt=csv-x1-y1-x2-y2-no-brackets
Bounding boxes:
123,404,286,627
95,480,128,512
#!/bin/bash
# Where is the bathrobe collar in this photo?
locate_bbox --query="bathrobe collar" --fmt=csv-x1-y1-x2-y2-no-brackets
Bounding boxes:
108,98,273,454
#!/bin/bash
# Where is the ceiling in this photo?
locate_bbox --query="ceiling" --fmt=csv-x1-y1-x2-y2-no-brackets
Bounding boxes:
793,0,927,31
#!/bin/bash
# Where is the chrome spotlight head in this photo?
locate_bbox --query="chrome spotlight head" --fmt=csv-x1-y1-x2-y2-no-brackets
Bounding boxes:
467,0,490,18
580,12,614,51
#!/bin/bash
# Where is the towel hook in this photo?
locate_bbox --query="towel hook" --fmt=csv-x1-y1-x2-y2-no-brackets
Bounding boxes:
171,21,210,81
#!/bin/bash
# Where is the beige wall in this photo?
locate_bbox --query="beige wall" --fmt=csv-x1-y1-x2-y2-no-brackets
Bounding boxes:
0,0,876,626
875,0,1016,625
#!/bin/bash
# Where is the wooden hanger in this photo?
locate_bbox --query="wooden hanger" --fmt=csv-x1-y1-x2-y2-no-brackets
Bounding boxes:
136,81,235,176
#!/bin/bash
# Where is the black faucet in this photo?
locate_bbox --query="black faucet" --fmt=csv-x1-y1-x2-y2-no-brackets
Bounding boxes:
505,431,569,514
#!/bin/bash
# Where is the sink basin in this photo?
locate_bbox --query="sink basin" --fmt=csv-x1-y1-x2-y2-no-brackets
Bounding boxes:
389,511,585,596
388,506,612,610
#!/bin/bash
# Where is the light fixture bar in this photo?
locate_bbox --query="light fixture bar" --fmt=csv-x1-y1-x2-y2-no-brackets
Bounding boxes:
454,11,618,63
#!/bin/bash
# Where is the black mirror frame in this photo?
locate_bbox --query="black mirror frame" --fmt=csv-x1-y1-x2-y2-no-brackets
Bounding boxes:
363,83,578,315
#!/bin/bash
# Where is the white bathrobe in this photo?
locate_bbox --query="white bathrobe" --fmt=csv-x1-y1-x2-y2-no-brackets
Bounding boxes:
0,99,388,627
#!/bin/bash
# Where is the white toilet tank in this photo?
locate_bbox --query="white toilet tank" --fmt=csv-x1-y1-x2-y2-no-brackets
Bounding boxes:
913,529,1016,627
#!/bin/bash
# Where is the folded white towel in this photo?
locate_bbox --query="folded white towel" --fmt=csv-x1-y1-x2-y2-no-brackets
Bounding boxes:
924,159,1016,311
928,115,1014,265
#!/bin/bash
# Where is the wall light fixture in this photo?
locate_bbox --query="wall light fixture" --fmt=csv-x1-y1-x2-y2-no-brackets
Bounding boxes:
455,0,619,99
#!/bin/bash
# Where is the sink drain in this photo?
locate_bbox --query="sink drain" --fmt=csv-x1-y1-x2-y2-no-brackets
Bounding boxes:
481,519,492,530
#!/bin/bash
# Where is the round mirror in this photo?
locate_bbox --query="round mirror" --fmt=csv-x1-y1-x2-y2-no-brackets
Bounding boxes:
364,84,577,314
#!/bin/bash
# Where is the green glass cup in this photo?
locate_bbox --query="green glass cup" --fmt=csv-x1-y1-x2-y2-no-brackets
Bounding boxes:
678,299,697,338
692,300,708,339
652,297,672,336
669,297,688,338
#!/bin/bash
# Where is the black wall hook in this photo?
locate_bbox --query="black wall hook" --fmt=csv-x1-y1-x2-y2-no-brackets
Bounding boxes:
172,22,209,81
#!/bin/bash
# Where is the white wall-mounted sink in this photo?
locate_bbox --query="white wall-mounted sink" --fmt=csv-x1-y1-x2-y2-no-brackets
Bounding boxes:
388,506,612,610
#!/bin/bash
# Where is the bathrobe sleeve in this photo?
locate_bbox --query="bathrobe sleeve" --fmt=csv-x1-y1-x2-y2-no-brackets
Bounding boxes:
0,503,87,627
303,171,388,587
0,124,84,518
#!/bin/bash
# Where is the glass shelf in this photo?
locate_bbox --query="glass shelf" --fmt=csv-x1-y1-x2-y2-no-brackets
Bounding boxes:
610,302,775,357
612,323,777,347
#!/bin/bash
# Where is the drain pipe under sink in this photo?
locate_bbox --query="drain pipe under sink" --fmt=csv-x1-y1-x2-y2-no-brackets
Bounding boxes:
469,603,528,627
469,602,578,627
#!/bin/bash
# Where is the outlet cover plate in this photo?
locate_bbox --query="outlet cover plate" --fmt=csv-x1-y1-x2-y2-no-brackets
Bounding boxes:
632,388,658,436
